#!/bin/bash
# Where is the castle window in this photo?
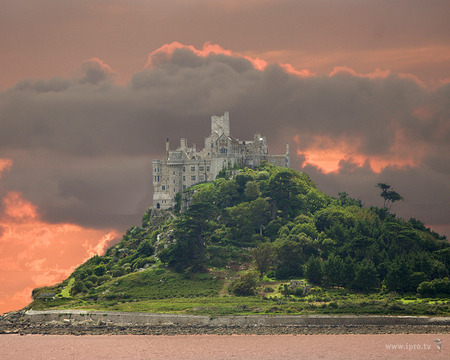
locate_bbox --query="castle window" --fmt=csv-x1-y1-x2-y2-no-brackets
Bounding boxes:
206,166,210,171
199,175,204,182
199,166,204,172
191,175,196,181
183,185,186,190
183,176,186,181
191,166,195,172
162,185,165,190
183,167,185,172
157,176,160,182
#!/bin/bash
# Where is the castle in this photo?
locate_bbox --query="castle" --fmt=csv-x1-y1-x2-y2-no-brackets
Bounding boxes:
152,112,290,209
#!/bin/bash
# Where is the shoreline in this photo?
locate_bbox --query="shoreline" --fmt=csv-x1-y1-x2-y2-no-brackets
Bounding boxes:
1,310,449,335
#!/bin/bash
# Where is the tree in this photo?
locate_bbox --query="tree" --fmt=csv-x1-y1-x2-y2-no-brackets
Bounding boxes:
304,255,323,285
352,259,379,291
384,257,412,293
252,242,276,278
274,238,304,279
267,169,303,218
137,239,155,257
324,254,345,287
244,181,260,201
160,188,218,271
71,280,88,295
376,183,403,209
228,198,270,240
93,264,107,276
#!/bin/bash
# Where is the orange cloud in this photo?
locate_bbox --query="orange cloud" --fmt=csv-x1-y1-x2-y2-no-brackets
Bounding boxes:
329,66,391,79
294,134,418,174
0,158,12,177
146,41,268,71
3,191,38,221
279,63,315,78
0,192,118,314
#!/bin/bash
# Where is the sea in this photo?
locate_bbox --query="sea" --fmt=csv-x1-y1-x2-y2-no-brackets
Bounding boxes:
1,334,448,359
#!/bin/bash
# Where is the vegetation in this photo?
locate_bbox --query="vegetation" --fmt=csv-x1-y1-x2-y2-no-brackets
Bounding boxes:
28,164,450,316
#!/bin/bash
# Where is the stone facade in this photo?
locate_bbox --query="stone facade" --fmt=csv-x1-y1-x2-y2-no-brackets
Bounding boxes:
152,112,290,209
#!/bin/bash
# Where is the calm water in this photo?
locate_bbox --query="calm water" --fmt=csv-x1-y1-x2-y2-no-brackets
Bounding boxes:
1,334,448,359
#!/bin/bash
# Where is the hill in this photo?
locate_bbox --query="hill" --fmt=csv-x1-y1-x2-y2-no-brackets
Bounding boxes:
29,164,450,316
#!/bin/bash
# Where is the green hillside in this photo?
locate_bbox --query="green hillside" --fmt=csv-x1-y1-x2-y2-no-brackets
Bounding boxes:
29,164,450,315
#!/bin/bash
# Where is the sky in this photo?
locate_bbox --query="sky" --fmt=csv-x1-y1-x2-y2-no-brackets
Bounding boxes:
0,0,449,313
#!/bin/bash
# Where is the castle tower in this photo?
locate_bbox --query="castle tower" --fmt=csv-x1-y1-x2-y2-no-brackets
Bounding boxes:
211,111,230,136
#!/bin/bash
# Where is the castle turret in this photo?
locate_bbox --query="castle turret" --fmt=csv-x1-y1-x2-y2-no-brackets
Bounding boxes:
166,138,170,157
180,138,187,152
286,141,290,167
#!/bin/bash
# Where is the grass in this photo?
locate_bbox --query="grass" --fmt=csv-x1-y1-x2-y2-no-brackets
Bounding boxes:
59,277,75,298
28,267,450,316
89,269,223,301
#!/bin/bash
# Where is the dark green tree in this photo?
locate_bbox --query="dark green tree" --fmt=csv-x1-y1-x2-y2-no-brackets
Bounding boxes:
376,183,403,209
252,242,276,278
274,238,304,279
352,259,379,291
267,169,303,218
384,257,413,293
304,255,324,285
93,264,107,277
323,254,345,287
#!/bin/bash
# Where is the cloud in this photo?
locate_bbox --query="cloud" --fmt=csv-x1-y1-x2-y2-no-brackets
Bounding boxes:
0,191,118,314
77,58,117,85
0,42,448,237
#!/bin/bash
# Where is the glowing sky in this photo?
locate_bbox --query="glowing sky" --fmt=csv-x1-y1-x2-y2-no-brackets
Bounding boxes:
0,0,449,313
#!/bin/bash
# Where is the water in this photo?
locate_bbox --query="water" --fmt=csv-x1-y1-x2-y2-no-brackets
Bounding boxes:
1,334,448,359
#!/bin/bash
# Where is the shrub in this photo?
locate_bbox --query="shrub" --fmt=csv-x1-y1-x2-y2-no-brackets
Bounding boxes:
328,301,339,309
230,272,259,296
292,287,306,297
94,264,107,276
71,280,88,295
97,275,112,285
417,278,450,297
112,266,127,278
85,274,98,284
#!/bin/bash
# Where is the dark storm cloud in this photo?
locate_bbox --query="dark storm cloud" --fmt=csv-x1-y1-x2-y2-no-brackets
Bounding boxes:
0,44,448,235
